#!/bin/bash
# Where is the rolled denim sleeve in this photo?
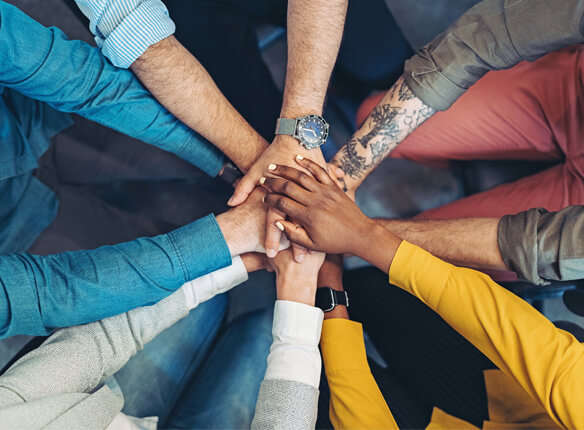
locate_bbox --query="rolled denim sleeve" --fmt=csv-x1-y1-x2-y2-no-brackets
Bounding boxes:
498,206,584,285
404,0,584,110
0,214,231,338
0,2,224,176
74,0,176,68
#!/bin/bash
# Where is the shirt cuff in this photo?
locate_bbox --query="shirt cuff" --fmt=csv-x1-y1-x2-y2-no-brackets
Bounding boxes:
182,256,248,310
321,319,369,373
389,241,453,310
100,1,176,68
404,53,466,111
264,300,324,389
167,214,232,283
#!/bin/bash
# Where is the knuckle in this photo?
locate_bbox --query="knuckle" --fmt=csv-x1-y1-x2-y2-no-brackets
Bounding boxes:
276,197,288,210
282,181,293,194
298,172,311,183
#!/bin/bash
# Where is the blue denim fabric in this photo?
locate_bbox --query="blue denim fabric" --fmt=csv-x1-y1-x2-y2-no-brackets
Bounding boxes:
0,2,225,251
116,303,273,429
0,1,224,177
164,307,273,429
0,214,231,338
0,90,69,253
116,294,229,423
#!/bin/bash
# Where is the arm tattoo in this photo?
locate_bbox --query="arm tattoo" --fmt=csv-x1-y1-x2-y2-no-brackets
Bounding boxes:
333,77,436,183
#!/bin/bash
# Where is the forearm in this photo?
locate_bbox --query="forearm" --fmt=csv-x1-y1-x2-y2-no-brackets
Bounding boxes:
282,0,347,117
252,300,323,430
321,319,398,429
0,215,231,338
405,0,584,110
377,217,507,272
389,242,584,429
132,36,268,172
330,77,436,192
0,288,189,405
0,3,224,176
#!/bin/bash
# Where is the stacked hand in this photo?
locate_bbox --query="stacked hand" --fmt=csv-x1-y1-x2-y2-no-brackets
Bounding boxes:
260,155,374,255
227,135,327,262
267,248,325,306
259,156,402,273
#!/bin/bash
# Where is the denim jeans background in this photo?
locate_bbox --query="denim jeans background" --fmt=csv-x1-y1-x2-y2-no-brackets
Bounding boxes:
116,295,273,429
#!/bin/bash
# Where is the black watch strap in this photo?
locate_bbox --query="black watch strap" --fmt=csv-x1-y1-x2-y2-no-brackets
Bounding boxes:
315,287,349,312
218,160,243,186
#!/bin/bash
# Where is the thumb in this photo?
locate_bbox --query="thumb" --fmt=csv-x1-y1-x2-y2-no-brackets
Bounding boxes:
275,220,314,250
228,171,257,206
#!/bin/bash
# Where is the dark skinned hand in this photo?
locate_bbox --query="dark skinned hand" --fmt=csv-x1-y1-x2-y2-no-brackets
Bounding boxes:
260,155,403,274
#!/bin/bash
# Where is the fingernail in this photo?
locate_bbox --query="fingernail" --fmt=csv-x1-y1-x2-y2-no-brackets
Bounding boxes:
227,196,234,205
297,254,306,263
275,221,284,231
296,154,304,160
261,194,266,203
266,249,277,258
268,164,277,171
259,177,266,185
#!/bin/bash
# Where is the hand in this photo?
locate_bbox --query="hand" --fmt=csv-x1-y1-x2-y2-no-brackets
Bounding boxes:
327,161,356,201
261,156,375,256
216,188,290,256
269,248,325,307
241,253,273,273
228,134,326,261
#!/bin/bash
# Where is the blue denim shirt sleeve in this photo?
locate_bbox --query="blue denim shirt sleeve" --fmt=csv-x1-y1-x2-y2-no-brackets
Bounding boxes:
74,0,176,69
0,2,224,176
0,214,231,338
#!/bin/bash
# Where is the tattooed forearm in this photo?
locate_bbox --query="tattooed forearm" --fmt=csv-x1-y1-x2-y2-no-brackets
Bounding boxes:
332,77,436,187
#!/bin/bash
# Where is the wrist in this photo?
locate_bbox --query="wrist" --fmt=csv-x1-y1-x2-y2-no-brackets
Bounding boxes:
277,278,317,307
280,106,322,119
215,212,251,257
323,305,349,320
356,223,402,274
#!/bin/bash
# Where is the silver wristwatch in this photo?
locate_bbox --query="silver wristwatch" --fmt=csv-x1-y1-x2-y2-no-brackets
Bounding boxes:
275,114,329,150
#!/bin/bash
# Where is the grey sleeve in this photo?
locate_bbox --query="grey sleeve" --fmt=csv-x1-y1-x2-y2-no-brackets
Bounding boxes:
0,290,188,407
404,0,584,111
252,379,319,430
497,206,584,285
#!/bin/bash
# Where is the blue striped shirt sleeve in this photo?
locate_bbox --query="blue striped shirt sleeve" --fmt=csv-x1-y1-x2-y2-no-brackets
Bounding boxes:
74,0,176,68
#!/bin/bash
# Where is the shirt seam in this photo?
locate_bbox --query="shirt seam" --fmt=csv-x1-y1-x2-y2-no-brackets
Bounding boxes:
167,233,189,283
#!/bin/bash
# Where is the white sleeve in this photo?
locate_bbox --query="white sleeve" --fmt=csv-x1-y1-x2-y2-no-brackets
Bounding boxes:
264,300,324,388
181,256,248,310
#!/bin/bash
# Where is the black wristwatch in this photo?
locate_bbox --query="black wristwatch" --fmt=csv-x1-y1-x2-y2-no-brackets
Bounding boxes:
315,287,349,312
218,160,243,186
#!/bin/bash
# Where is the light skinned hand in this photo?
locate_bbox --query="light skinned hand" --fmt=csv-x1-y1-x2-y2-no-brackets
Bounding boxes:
227,135,326,262
268,247,325,307
240,253,274,273
215,188,290,256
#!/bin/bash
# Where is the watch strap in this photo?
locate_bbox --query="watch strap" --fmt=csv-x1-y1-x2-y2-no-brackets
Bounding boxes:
315,287,349,312
275,118,298,136
218,160,243,186
333,290,349,307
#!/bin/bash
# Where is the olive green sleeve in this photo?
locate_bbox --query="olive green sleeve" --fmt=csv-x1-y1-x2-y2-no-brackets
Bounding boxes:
404,0,584,110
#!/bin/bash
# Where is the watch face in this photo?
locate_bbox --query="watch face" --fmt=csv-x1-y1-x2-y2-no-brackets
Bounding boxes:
298,115,328,149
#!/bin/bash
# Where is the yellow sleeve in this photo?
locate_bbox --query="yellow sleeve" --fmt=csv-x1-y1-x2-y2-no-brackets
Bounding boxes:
320,319,399,429
389,241,584,429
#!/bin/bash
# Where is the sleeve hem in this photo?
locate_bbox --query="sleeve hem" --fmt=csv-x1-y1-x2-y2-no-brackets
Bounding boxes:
100,3,176,68
168,214,232,282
